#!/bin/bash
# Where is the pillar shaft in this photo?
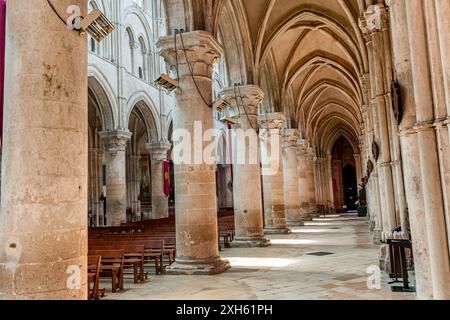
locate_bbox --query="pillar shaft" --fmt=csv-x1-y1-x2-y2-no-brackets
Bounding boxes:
0,0,88,299
147,142,171,220
361,5,397,232
259,113,290,234
306,149,317,216
405,0,450,299
297,142,313,220
157,31,230,274
100,131,132,227
282,130,303,226
220,85,270,247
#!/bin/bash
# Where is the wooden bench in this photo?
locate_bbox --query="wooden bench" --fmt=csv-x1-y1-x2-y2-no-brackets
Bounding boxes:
90,245,146,283
87,255,105,300
88,249,125,293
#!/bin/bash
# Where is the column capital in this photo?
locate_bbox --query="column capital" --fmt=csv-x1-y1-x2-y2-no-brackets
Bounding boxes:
257,112,287,131
282,129,300,149
157,31,223,79
220,85,264,116
296,139,309,156
99,130,132,154
146,141,172,161
359,4,389,41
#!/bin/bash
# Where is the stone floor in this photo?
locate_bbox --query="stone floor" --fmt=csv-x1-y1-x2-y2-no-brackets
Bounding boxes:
104,214,416,300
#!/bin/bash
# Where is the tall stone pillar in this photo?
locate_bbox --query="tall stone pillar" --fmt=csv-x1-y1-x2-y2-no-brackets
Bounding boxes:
405,0,450,299
282,129,303,226
354,154,363,186
89,148,102,227
157,31,230,274
0,0,88,299
326,155,335,213
306,148,317,216
259,113,291,234
297,141,312,220
128,155,141,221
100,131,132,227
360,5,397,233
147,142,171,220
220,85,270,247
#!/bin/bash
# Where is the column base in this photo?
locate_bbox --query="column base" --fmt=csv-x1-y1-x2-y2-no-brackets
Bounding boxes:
379,244,389,271
264,227,291,235
166,258,231,275
301,216,313,222
372,229,382,245
230,237,271,248
287,220,305,227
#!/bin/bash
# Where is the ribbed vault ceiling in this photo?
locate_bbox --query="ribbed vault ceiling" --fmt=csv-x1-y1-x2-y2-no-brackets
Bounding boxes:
213,0,371,156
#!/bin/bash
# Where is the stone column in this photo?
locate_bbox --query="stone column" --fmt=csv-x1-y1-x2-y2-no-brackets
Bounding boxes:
259,113,291,234
297,141,312,220
157,31,230,274
147,142,171,220
220,85,270,247
405,0,450,299
354,154,363,186
307,148,318,216
360,5,397,233
89,148,102,227
100,130,132,227
129,155,141,221
326,155,335,213
0,0,88,299
282,129,303,226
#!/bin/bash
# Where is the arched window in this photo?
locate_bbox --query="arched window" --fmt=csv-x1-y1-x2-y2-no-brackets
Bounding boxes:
126,27,135,74
138,37,147,81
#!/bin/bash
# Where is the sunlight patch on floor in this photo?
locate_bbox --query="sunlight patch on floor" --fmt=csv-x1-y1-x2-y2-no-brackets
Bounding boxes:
290,228,330,234
270,239,317,245
227,257,294,267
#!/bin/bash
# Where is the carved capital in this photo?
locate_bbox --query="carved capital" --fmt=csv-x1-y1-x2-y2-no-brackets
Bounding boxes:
99,130,132,155
146,141,172,161
296,139,309,156
220,85,264,116
257,112,287,131
157,31,223,79
282,129,300,149
359,4,389,41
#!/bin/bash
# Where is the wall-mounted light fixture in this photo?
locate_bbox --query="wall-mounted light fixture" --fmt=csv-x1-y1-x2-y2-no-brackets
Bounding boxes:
81,9,114,42
46,1,114,42
213,98,230,113
155,73,178,92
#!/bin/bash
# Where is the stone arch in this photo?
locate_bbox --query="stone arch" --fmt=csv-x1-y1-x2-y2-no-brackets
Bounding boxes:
126,91,161,142
87,71,117,131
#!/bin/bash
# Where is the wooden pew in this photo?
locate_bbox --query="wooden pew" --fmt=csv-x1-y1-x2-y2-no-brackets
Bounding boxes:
88,249,125,293
90,245,146,283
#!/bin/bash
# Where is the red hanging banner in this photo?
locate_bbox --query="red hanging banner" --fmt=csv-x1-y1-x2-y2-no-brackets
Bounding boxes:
163,160,170,197
0,0,6,145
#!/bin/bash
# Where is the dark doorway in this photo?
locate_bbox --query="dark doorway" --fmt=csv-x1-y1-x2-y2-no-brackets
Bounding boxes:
343,164,357,211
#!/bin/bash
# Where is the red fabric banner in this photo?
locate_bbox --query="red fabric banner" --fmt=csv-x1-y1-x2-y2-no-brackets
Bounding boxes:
0,0,6,145
163,161,170,197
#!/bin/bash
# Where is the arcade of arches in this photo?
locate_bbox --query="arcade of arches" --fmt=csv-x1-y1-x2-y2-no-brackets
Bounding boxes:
0,0,449,300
